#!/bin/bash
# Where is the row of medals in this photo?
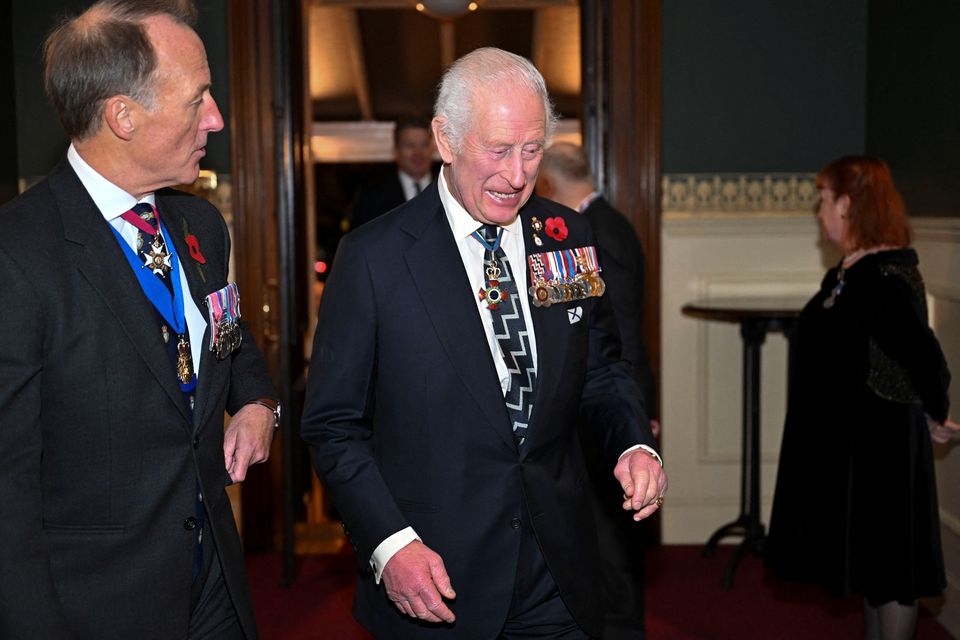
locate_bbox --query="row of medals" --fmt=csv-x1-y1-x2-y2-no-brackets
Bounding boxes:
213,319,242,360
140,230,194,386
528,273,606,308
528,252,606,308
481,257,606,309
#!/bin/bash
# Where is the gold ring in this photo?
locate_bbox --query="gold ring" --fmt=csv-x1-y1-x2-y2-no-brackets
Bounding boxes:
655,496,664,508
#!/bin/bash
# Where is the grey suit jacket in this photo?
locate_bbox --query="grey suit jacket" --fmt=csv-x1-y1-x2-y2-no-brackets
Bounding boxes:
0,158,275,639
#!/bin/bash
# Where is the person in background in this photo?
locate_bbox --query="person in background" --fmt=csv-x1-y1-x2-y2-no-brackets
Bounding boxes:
537,141,657,639
301,47,665,639
0,1,278,637
765,155,958,640
350,115,435,228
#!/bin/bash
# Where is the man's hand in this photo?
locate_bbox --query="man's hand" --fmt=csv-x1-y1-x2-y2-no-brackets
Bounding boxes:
223,403,274,483
382,540,456,624
614,449,667,521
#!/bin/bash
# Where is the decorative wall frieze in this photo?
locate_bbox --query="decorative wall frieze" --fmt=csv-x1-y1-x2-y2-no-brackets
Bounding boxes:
662,173,818,213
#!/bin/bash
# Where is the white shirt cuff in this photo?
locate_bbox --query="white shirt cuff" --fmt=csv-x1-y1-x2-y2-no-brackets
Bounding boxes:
619,444,663,467
370,527,421,584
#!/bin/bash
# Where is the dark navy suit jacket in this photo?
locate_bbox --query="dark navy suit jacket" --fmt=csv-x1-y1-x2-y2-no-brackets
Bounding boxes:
302,183,654,638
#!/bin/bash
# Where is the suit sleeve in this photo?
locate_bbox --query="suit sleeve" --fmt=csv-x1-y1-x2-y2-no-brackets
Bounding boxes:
300,233,410,567
576,224,657,469
591,210,657,417
209,211,277,413
0,244,72,637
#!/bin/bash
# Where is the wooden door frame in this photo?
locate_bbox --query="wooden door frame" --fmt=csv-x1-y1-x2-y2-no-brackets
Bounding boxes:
227,0,309,562
581,0,662,417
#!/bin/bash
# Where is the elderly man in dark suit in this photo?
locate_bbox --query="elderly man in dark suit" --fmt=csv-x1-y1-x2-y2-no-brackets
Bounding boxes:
302,47,667,639
0,2,277,638
538,141,659,639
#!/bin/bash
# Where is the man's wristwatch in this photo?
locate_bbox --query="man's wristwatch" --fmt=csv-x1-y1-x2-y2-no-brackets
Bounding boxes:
249,397,281,429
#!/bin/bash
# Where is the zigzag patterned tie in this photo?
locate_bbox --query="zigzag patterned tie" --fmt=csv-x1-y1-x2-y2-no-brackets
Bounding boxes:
474,224,536,447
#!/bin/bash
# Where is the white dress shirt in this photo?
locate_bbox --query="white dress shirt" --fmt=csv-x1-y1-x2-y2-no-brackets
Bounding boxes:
398,170,432,202
67,144,206,374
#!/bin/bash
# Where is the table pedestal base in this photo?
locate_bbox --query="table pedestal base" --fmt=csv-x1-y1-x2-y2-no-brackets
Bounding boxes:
702,515,765,589
681,298,802,589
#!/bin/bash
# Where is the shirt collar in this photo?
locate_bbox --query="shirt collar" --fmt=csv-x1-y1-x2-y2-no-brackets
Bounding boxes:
67,144,155,222
438,166,522,242
576,191,601,214
398,170,431,192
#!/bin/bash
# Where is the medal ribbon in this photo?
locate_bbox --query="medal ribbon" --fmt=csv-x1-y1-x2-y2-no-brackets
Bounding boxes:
544,251,557,281
471,226,503,254
120,207,160,235
208,289,223,348
573,246,601,274
207,284,240,350
562,249,576,279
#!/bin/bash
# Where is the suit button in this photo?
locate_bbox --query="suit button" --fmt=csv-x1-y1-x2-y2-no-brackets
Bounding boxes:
183,517,198,530
511,517,522,529
192,436,200,449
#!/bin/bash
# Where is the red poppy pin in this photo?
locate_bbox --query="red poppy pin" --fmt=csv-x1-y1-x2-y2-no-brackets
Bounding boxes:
185,234,206,264
544,216,568,242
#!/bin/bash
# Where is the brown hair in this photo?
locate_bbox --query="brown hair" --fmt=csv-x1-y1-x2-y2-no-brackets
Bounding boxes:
43,0,198,140
393,116,431,146
816,155,911,250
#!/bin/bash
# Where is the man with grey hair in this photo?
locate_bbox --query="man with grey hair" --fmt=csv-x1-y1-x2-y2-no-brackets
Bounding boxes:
0,1,277,638
302,47,666,638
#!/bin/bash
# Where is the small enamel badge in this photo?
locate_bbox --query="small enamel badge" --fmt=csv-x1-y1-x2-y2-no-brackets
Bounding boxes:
530,216,544,247
143,238,172,276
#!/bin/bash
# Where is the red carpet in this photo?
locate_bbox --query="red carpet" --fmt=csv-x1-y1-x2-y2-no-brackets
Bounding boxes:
248,545,952,639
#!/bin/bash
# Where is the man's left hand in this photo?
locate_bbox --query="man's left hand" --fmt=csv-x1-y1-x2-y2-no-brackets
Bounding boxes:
614,449,668,521
223,403,275,483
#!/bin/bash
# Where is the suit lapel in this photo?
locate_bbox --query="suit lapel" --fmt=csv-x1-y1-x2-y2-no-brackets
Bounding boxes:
50,162,191,427
401,195,516,450
518,203,572,456
158,198,221,433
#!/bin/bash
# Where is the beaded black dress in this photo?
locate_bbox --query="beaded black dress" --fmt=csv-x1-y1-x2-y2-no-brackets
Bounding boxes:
766,248,951,605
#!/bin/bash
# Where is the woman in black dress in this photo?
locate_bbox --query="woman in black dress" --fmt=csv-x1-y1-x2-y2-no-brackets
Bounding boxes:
766,156,957,639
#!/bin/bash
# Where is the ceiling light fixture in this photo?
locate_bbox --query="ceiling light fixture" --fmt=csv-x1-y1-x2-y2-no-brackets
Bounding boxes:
415,1,478,20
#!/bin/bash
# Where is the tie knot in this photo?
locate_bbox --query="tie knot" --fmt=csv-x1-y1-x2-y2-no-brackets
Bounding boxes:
131,202,156,224
478,224,500,244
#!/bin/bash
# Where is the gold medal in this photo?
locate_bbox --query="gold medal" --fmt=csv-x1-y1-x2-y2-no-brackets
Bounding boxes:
176,336,194,385
529,283,551,308
593,275,606,296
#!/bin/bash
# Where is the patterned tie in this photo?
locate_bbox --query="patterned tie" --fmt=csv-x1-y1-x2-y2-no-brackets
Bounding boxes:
474,224,536,447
